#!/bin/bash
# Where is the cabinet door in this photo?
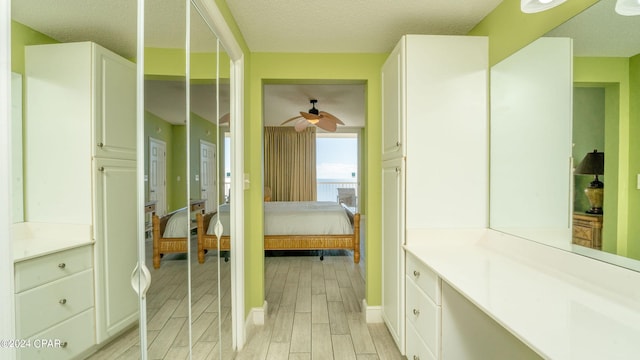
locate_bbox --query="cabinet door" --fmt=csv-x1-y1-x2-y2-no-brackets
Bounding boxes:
381,39,404,161
381,158,405,353
93,158,138,342
94,45,136,160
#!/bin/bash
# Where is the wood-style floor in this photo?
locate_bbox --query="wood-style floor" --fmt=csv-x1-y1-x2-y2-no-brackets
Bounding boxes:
88,238,401,359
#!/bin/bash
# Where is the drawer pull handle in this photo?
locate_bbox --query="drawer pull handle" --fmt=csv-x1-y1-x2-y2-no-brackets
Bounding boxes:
59,299,67,305
413,308,420,316
413,356,420,360
58,263,66,269
413,270,420,278
61,341,68,348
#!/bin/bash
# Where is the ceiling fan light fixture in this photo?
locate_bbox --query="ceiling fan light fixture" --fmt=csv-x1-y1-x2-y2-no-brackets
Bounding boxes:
521,0,566,13
615,0,640,16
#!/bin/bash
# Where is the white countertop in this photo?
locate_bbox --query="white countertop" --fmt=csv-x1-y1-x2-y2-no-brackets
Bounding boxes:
12,222,93,262
404,228,640,360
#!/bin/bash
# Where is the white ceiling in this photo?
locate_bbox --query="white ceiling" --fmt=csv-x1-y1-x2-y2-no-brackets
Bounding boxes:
546,0,640,57
225,0,503,53
11,0,640,128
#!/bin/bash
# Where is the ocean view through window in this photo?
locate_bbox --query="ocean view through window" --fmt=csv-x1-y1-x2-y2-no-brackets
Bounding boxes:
316,133,359,209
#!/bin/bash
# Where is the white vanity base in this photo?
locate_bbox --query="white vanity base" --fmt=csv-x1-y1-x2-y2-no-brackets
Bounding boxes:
405,228,640,360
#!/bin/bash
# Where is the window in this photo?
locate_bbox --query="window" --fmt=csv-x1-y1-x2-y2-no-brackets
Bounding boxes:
316,132,359,207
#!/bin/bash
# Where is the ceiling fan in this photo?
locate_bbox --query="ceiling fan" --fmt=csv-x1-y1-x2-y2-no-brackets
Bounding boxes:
281,99,345,132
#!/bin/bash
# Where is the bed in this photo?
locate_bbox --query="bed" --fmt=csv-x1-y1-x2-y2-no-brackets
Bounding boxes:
151,200,205,269
196,201,361,264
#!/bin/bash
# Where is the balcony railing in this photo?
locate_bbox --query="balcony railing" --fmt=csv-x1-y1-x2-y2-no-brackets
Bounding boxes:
224,179,358,209
317,179,358,209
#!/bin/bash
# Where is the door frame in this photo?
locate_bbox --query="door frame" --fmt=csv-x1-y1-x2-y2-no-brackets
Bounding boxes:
199,139,217,212
148,137,167,216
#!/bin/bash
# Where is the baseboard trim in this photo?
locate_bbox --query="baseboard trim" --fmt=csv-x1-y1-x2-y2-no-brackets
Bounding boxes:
244,300,267,340
362,299,383,323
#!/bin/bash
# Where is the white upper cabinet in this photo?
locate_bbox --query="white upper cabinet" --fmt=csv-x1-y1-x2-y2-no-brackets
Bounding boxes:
382,40,405,160
94,46,137,160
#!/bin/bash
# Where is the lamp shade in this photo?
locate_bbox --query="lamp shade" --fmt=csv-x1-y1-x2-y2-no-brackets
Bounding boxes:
616,0,640,16
575,149,604,175
521,0,567,13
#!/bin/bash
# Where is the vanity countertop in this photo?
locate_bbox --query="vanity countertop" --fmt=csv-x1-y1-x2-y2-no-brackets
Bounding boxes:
12,222,93,262
404,228,640,360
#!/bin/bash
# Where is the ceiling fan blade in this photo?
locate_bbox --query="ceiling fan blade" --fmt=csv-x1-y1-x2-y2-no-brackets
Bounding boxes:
281,115,303,125
316,117,337,132
294,119,311,132
300,111,321,120
319,111,345,125
219,112,230,124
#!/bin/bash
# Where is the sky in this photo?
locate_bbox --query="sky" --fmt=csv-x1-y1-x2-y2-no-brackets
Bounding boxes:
316,137,358,180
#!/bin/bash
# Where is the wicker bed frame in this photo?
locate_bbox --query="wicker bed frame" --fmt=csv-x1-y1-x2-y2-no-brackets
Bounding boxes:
196,206,361,264
151,207,191,269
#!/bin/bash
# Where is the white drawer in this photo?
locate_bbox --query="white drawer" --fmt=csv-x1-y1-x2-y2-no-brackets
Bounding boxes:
17,308,95,360
15,245,92,292
406,252,441,305
406,275,440,357
406,320,436,360
16,269,94,338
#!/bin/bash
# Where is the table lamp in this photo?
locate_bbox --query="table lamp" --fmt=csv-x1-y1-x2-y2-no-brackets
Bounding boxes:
575,149,604,214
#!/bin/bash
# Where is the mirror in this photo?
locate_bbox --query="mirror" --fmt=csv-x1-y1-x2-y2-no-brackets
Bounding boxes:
11,72,23,223
188,3,232,358
490,0,640,271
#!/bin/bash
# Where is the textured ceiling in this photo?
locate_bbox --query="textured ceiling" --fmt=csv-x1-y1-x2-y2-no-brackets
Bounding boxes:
546,0,640,57
225,0,503,53
12,0,640,128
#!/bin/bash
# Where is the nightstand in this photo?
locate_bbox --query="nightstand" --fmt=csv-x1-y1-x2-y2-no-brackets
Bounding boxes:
572,213,603,250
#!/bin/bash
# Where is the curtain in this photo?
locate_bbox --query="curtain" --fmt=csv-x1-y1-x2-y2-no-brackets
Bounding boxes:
264,126,317,201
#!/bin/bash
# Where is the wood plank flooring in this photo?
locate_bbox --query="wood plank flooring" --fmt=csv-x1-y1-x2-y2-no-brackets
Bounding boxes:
88,237,401,359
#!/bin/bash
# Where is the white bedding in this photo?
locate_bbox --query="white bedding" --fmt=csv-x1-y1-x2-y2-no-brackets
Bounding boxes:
163,209,190,238
207,201,353,236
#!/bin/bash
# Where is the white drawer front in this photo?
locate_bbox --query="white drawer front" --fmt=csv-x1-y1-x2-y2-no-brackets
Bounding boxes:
16,269,94,338
15,245,92,292
406,276,440,356
406,320,437,360
406,252,441,305
17,308,95,360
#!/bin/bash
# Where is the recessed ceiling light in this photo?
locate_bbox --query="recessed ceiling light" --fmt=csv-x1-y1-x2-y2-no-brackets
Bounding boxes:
521,0,567,13
615,0,640,16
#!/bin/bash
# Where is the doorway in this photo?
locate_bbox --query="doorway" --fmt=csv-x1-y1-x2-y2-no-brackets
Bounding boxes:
200,140,217,212
149,137,167,216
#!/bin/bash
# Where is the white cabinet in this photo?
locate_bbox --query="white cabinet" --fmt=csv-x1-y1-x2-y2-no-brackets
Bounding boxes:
14,245,96,360
406,252,441,360
24,41,138,345
381,35,488,355
381,158,405,346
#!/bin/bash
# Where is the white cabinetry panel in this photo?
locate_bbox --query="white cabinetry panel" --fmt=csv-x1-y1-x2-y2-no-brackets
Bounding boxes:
24,41,138,348
94,158,138,341
381,158,405,348
381,34,488,357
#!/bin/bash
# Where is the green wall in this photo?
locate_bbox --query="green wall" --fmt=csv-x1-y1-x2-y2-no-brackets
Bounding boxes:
628,54,640,260
469,0,598,65
574,57,630,256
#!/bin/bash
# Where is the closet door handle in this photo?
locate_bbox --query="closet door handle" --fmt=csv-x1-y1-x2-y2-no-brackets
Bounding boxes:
60,341,68,348
59,298,67,305
413,270,420,278
413,308,420,316
58,263,66,269
413,356,420,360
97,142,104,148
